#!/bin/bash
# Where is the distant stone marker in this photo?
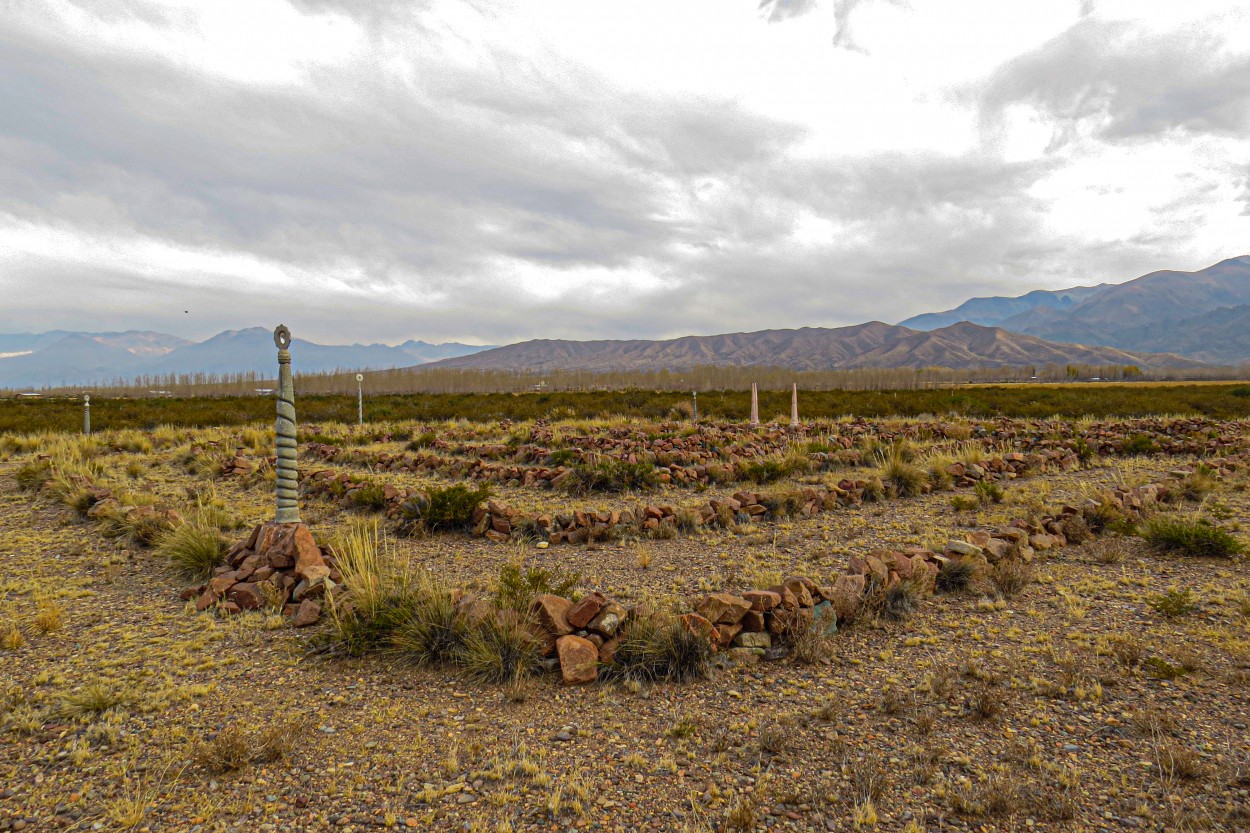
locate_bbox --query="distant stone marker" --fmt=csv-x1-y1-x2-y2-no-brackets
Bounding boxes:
82,394,90,436
273,325,300,524
692,389,698,422
749,383,759,427
356,373,364,425
791,383,799,428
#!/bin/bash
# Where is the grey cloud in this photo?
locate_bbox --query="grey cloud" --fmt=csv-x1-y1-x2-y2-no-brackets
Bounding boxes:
977,16,1250,145
1,2,1247,347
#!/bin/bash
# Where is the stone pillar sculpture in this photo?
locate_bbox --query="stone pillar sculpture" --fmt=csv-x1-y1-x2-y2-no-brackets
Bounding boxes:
274,325,300,524
749,383,759,427
692,390,698,422
82,394,91,436
791,383,800,428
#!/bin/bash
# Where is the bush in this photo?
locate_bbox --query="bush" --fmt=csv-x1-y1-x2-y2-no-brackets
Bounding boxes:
973,481,1004,505
990,559,1032,599
323,521,424,655
1141,517,1244,559
458,617,544,684
879,456,928,498
194,721,296,773
494,563,578,613
936,558,977,593
391,590,471,667
950,494,979,512
158,523,227,581
423,484,491,532
557,460,658,495
547,448,577,467
15,460,51,491
604,614,711,683
346,482,388,513
1148,588,1198,617
406,432,437,451
1178,466,1217,502
1122,434,1159,455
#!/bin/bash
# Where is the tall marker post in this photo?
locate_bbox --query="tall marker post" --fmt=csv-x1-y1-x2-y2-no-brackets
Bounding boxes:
274,325,300,524
791,383,800,428
692,390,698,422
356,373,364,425
82,395,90,436
749,383,759,427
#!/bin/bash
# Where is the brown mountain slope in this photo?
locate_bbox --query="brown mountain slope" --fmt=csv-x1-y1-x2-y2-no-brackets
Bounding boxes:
422,322,1204,373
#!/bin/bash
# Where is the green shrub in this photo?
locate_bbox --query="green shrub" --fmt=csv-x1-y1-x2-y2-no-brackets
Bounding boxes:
547,448,577,467
557,460,658,495
950,494,979,512
158,523,227,581
1178,466,1217,502
406,432,437,451
423,484,490,532
737,459,790,484
760,490,806,519
494,563,578,613
973,481,1004,505
14,460,51,491
346,482,388,513
392,591,471,666
936,558,976,593
878,455,928,498
604,614,711,683
1122,434,1158,455
1141,517,1244,559
1148,588,1198,617
458,617,543,684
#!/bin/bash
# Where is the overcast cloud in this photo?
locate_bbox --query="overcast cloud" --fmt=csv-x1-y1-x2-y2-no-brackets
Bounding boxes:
1,0,1247,345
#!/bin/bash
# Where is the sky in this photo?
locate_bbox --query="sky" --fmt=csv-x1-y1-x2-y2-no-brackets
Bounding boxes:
1,0,1248,346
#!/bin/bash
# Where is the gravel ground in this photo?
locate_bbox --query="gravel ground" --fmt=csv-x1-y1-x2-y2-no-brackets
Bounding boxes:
1,424,1248,832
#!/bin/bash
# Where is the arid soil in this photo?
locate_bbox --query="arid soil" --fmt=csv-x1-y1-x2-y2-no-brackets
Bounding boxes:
1,417,1248,832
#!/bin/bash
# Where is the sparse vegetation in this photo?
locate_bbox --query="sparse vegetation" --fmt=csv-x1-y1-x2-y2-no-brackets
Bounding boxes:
1141,516,1244,558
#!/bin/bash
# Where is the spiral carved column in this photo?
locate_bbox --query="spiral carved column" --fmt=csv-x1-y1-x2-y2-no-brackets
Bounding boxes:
274,325,301,524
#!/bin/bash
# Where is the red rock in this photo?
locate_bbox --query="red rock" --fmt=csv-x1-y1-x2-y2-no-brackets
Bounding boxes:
567,592,608,629
696,593,752,625
556,635,599,685
529,594,573,636
783,577,815,607
739,610,766,632
743,590,781,611
678,612,717,643
292,599,321,627
291,525,325,579
227,582,264,610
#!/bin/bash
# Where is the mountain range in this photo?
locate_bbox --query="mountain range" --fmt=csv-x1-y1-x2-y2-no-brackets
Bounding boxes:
4,255,1248,388
0,328,492,389
423,321,1201,373
897,255,1250,365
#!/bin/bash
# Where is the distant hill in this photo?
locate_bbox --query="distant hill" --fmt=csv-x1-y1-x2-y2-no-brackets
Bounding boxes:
423,321,1202,373
1004,256,1250,356
0,328,493,389
899,285,1108,330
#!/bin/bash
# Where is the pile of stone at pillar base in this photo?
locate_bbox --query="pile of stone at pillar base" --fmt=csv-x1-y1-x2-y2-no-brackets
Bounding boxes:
181,522,338,627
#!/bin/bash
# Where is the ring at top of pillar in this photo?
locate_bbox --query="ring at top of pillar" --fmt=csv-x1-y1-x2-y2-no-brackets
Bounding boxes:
274,325,292,349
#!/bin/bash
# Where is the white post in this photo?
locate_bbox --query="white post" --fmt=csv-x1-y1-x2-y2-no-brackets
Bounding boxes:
692,390,698,422
749,383,759,427
791,383,799,428
356,373,364,425
82,395,90,436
